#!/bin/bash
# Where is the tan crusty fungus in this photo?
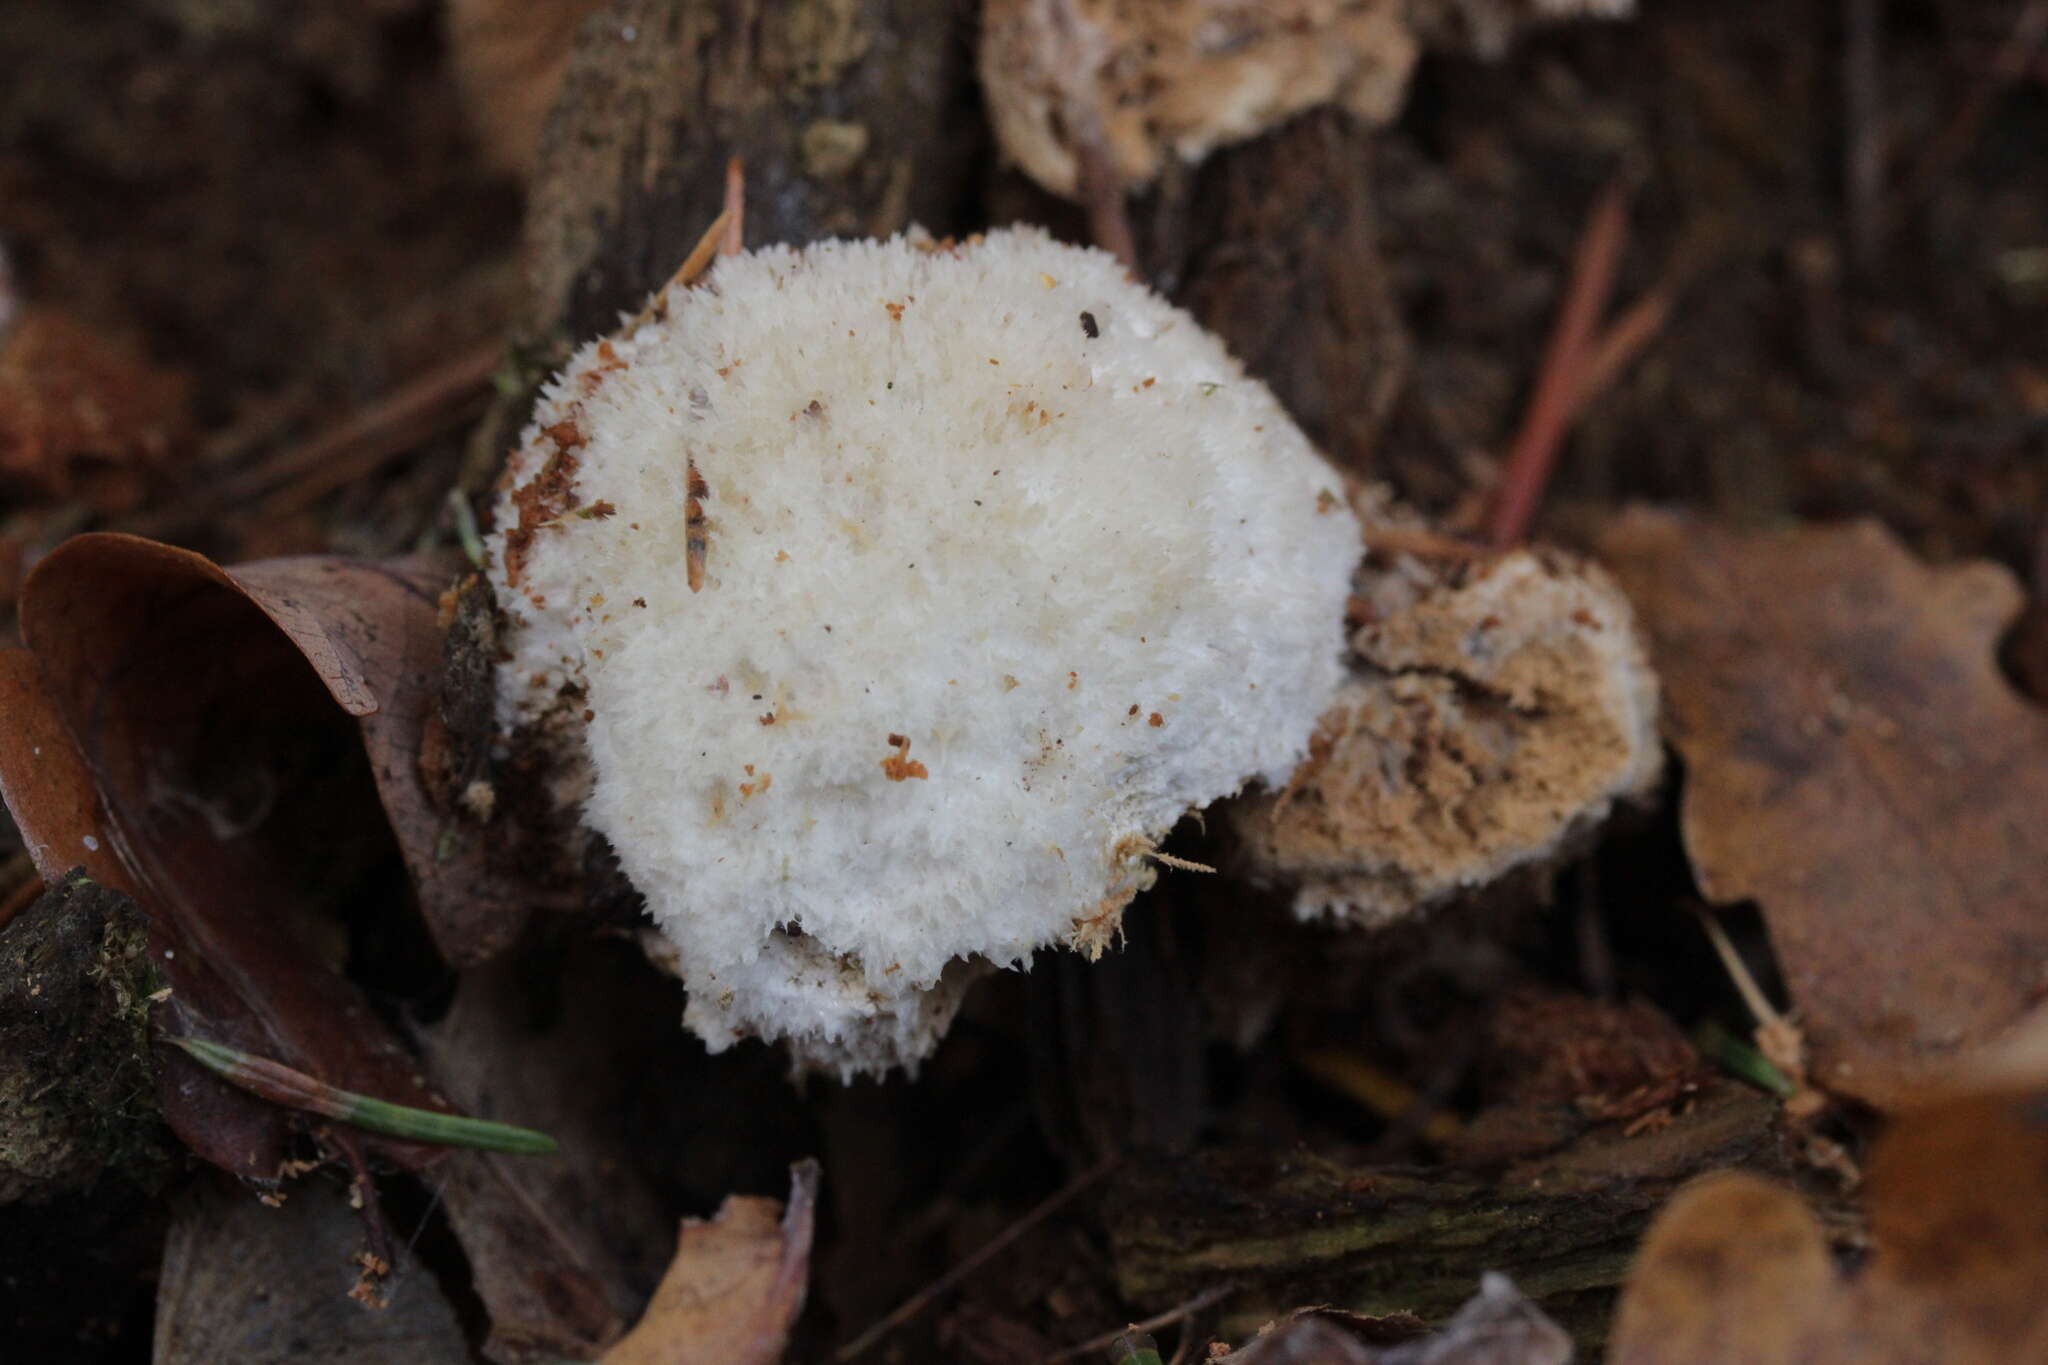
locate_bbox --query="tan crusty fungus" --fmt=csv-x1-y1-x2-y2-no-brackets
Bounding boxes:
1230,494,1662,924
980,0,1637,200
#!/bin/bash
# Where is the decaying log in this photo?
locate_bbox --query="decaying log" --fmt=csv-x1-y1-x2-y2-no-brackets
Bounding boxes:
1103,1081,1793,1351
1147,109,1412,473
524,0,983,344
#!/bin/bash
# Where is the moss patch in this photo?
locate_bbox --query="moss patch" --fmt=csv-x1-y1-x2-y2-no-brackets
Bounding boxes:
0,870,170,1202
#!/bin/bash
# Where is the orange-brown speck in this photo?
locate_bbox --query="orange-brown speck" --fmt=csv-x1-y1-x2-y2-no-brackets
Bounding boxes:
880,735,928,782
685,457,709,592
1148,713,1164,728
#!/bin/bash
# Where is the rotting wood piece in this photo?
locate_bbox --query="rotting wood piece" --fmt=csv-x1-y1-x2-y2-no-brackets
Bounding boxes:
461,0,981,503
1102,1081,1793,1351
524,0,982,345
1144,109,1412,474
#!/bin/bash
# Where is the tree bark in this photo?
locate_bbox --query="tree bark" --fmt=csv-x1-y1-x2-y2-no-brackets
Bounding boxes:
524,0,984,344
1102,1083,1801,1351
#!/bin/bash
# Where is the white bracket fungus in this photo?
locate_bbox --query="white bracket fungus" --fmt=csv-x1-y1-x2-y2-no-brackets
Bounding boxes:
488,229,1361,1076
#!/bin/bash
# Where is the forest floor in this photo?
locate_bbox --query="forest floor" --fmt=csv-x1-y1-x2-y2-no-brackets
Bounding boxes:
2,1,2047,1362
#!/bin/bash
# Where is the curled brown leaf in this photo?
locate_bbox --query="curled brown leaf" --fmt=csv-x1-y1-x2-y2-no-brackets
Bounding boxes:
0,532,525,1177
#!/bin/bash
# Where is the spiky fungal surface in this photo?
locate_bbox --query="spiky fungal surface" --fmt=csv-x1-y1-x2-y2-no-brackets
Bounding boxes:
489,229,1360,1075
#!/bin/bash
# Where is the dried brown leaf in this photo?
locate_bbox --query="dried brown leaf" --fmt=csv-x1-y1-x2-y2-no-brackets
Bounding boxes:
229,554,531,965
1227,1277,1569,1364
0,309,191,513
155,1171,470,1365
1599,511,2048,1105
1609,1012,2048,1363
418,943,680,1362
603,1160,820,1365
0,532,522,1176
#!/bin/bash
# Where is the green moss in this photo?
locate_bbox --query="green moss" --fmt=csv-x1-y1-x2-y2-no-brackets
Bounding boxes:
0,871,170,1202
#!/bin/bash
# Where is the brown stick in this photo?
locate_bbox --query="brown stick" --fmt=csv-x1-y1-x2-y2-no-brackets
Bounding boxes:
720,156,746,256
1485,177,1632,546
1077,137,1140,274
835,1154,1122,1361
1567,287,1671,418
122,340,502,534
1043,1282,1239,1363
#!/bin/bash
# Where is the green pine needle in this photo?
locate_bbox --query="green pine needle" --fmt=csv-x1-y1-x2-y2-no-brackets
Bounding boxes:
1110,1332,1164,1365
168,1034,558,1155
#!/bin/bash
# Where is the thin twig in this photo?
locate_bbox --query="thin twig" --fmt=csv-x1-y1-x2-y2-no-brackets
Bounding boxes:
1686,904,1786,1034
639,155,749,328
1296,1048,1462,1144
121,341,502,535
1144,850,1216,874
260,383,495,518
1690,902,1813,1097
721,156,746,256
1076,137,1140,274
326,1126,396,1300
1043,1283,1239,1363
1364,524,1492,562
1566,287,1671,419
1485,176,1633,546
207,342,498,508
835,1154,1122,1361
640,210,731,328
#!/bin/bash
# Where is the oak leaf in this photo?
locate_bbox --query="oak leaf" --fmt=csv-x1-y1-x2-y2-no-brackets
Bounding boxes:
1599,511,2048,1105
